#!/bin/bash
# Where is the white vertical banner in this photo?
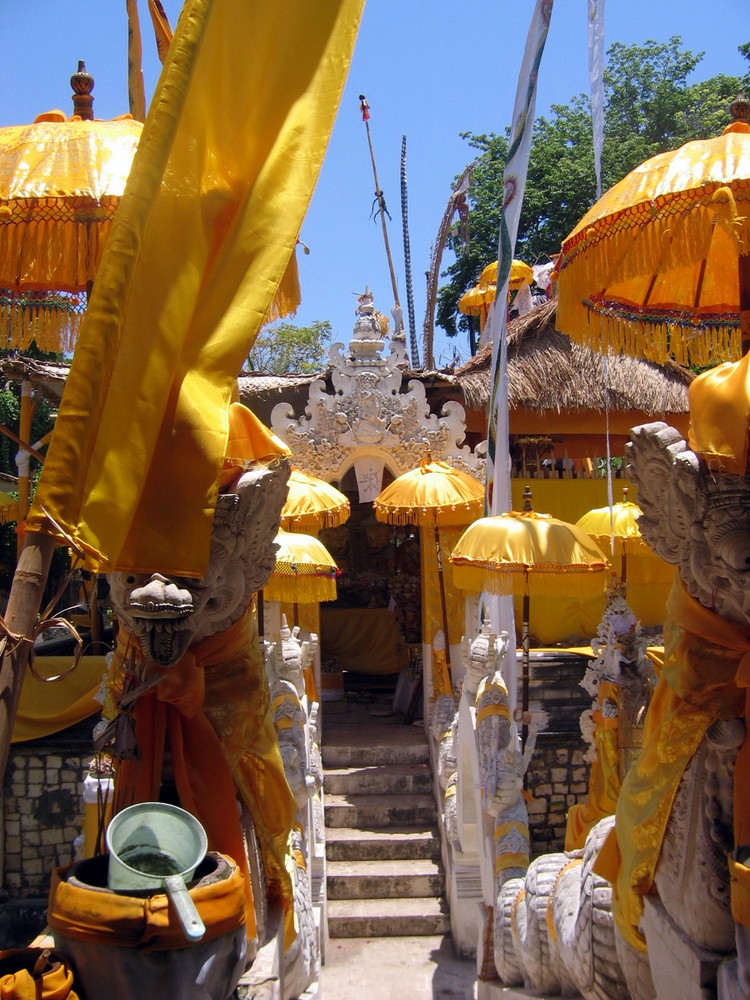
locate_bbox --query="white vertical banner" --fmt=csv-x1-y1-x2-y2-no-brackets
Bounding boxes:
484,0,554,728
588,0,606,199
486,0,554,520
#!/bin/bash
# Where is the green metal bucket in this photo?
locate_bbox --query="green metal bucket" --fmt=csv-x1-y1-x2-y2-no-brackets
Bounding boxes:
106,802,208,941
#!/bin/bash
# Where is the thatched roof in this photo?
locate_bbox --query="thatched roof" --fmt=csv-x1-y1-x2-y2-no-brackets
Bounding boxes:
454,299,693,415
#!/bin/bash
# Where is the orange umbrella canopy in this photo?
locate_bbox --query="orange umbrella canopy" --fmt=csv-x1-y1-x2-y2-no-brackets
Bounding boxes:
373,458,485,527
280,468,350,533
265,529,338,604
450,509,609,597
0,111,142,352
556,102,750,368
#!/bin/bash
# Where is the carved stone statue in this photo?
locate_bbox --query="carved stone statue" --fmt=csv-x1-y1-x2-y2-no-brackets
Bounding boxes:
102,448,298,963
609,412,750,1000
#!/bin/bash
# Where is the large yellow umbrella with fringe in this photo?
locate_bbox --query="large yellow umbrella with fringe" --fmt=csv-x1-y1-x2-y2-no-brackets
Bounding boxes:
450,488,609,753
555,94,750,367
374,457,485,686
280,468,350,533
0,62,143,353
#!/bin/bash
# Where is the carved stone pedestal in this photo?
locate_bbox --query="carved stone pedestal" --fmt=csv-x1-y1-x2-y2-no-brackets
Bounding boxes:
642,896,726,1000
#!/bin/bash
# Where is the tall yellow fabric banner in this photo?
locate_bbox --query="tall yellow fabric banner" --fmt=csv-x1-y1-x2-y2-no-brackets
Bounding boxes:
26,0,364,577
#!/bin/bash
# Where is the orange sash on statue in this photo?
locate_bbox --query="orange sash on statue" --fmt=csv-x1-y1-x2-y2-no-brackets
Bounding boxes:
112,603,296,943
595,577,750,950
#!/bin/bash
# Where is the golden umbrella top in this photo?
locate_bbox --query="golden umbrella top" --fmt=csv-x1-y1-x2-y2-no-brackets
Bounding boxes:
457,259,534,319
264,529,339,604
280,468,350,533
450,508,609,598
0,100,142,353
555,96,750,368
373,457,485,527
575,497,650,557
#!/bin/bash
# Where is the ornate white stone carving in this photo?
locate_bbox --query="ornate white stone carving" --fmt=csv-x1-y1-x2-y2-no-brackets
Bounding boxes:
269,290,483,484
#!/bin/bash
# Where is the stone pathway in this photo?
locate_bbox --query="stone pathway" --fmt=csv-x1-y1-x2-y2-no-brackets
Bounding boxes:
321,934,477,1000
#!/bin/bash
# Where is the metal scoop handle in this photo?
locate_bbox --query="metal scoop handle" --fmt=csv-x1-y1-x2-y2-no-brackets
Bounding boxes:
164,874,206,941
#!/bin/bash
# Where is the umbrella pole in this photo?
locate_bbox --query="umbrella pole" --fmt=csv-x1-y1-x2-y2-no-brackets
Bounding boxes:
521,590,530,770
434,525,452,683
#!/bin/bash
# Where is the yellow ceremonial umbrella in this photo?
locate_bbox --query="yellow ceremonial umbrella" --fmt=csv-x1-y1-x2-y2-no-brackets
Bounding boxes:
0,70,143,353
556,94,750,367
574,487,674,588
265,529,338,611
450,488,609,753
280,468,350,533
458,259,534,329
478,259,534,287
374,457,485,683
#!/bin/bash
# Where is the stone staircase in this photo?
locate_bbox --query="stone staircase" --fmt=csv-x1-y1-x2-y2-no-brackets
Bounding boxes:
322,703,450,938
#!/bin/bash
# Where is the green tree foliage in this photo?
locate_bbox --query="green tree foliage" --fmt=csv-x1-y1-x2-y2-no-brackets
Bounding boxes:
246,320,333,374
437,37,748,344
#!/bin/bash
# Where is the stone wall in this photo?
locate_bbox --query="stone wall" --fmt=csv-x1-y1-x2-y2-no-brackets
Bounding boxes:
523,651,592,856
3,721,91,897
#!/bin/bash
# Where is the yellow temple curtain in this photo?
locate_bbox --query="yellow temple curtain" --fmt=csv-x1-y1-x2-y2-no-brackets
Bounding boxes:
26,0,364,578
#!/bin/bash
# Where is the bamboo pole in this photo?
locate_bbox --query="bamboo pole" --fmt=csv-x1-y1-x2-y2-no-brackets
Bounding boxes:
358,95,404,339
0,533,56,781
16,382,32,558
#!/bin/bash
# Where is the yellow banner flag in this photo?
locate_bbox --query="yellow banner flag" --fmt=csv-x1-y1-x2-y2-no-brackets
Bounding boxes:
26,0,364,577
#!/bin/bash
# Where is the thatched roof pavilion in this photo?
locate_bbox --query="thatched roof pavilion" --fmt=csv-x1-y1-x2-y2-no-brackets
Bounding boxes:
452,299,693,468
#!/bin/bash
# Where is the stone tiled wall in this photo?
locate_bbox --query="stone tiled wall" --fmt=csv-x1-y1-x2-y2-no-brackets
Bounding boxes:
3,723,91,896
523,652,592,856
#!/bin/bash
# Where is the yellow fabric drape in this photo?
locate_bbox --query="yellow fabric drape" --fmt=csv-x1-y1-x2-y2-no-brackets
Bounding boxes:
0,949,79,999
595,578,750,951
25,0,364,577
12,656,106,742
565,679,622,850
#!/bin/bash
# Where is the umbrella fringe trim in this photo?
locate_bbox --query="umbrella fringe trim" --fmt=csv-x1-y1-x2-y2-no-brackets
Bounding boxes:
264,578,337,603
557,292,743,368
451,563,608,597
374,502,484,527
559,182,750,277
0,297,82,353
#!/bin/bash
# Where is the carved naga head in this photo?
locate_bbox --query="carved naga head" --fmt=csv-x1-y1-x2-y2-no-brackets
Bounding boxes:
108,404,291,667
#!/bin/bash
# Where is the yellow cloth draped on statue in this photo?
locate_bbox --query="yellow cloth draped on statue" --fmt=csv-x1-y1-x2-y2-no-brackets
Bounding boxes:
565,679,622,851
595,578,750,950
109,603,296,945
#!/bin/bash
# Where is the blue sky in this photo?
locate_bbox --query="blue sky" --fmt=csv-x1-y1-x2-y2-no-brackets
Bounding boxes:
0,1,747,367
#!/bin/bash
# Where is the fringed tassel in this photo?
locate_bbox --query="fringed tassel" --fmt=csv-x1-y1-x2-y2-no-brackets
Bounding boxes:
451,563,608,598
261,250,301,326
264,576,337,604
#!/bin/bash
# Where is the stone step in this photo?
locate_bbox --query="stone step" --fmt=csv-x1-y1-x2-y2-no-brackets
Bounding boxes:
327,896,451,938
325,825,441,862
323,762,433,796
327,858,445,900
322,741,429,769
324,793,437,830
